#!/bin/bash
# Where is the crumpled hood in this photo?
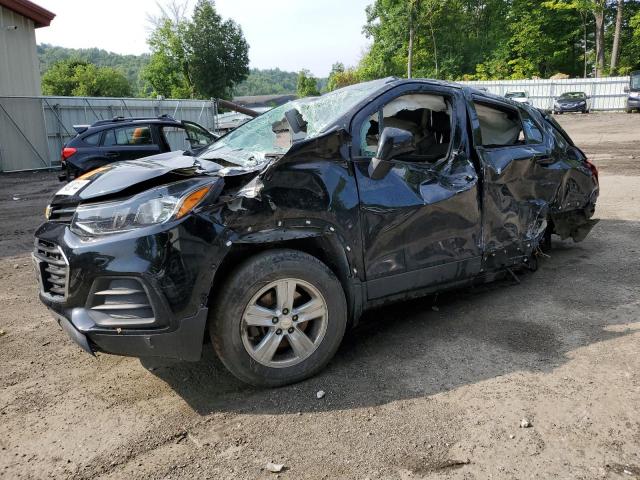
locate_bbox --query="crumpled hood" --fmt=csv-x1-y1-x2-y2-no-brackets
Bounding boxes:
49,152,228,206
79,153,221,200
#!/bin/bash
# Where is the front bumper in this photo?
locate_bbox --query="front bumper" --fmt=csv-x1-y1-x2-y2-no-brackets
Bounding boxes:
555,103,586,112
627,98,640,109
34,214,229,361
49,306,208,360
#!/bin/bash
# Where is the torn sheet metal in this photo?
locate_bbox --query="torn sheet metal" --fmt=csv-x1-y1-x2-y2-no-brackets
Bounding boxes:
475,108,598,261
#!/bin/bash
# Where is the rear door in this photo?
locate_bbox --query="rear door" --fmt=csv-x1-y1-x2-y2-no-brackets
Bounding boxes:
468,98,552,268
101,124,161,161
351,84,482,299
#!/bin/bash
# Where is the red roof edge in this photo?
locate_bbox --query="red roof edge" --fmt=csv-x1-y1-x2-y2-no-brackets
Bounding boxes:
0,0,55,28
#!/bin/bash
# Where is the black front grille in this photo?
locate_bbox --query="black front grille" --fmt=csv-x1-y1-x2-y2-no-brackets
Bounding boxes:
34,239,68,301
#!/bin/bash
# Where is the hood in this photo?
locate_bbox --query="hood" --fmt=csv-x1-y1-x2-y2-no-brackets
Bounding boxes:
510,97,529,103
48,151,262,208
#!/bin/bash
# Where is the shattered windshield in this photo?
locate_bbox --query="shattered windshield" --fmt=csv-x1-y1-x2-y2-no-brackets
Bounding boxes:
198,79,389,167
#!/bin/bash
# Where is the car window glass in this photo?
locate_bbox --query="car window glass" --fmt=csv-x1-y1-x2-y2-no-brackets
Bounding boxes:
521,111,544,144
184,123,214,147
104,126,152,146
161,126,187,151
474,102,525,148
83,132,101,146
359,93,451,163
103,129,116,147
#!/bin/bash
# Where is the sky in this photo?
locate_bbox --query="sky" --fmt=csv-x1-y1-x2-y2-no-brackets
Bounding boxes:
34,0,372,77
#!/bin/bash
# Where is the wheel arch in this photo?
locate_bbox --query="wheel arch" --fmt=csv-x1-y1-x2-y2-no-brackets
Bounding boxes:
208,230,363,330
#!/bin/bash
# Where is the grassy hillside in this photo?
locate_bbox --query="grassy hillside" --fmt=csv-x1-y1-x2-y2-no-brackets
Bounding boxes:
37,44,327,97
37,44,150,96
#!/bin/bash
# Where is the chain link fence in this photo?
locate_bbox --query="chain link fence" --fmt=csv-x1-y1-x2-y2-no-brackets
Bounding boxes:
0,96,217,172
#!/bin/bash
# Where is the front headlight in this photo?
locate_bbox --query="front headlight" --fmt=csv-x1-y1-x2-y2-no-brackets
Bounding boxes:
71,179,213,236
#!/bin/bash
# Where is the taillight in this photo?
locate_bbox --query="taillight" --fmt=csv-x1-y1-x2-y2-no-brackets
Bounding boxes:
61,147,77,161
585,159,598,183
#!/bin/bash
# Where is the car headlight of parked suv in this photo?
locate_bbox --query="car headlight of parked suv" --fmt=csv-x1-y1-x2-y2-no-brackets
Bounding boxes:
71,179,212,236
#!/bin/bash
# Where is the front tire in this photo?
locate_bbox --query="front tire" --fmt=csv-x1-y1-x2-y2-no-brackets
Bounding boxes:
211,249,347,387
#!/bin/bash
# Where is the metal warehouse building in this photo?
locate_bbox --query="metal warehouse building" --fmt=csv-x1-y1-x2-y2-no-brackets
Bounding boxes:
0,0,54,171
0,0,54,96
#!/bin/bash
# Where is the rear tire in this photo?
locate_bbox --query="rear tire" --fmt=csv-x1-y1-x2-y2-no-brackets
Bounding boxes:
210,249,347,387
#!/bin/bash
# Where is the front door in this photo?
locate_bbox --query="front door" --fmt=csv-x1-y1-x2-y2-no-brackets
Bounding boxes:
351,85,482,299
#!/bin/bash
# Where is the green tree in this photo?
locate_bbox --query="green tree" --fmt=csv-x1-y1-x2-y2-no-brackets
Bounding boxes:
620,5,640,72
185,0,249,98
297,70,320,97
327,62,360,91
359,0,512,80
42,59,131,97
233,68,300,95
38,44,149,96
143,0,249,99
143,18,192,98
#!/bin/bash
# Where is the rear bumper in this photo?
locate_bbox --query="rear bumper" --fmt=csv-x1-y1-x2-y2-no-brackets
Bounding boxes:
50,305,208,361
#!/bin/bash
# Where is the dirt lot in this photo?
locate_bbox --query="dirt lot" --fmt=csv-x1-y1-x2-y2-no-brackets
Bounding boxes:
0,113,639,479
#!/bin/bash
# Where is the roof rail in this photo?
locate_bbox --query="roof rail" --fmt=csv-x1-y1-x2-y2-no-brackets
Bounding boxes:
90,114,177,127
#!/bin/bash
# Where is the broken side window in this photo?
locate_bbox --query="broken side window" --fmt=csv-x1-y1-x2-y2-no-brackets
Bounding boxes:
520,110,544,144
359,93,452,164
474,102,525,148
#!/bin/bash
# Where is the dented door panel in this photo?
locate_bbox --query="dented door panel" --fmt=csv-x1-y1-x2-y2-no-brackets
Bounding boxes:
470,102,599,268
351,86,482,295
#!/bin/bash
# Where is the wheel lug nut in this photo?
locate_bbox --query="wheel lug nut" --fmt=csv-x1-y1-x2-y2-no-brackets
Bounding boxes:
282,308,289,315
272,317,278,324
287,327,294,334
276,328,282,335
292,315,298,321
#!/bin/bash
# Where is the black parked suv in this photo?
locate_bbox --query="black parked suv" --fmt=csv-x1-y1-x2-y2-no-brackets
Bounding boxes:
59,115,217,181
35,78,599,387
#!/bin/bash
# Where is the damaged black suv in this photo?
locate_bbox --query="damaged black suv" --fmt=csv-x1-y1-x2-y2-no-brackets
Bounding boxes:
34,78,599,387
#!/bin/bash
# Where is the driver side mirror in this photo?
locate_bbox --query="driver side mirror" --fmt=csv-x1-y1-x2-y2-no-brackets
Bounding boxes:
368,127,415,180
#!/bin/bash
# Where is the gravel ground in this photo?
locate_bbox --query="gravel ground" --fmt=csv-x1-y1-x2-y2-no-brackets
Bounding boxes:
0,113,639,480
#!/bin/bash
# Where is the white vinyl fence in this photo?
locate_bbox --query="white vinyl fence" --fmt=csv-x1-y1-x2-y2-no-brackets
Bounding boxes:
459,76,630,111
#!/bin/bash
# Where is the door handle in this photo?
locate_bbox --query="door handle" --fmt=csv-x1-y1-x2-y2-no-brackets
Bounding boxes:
534,155,553,166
